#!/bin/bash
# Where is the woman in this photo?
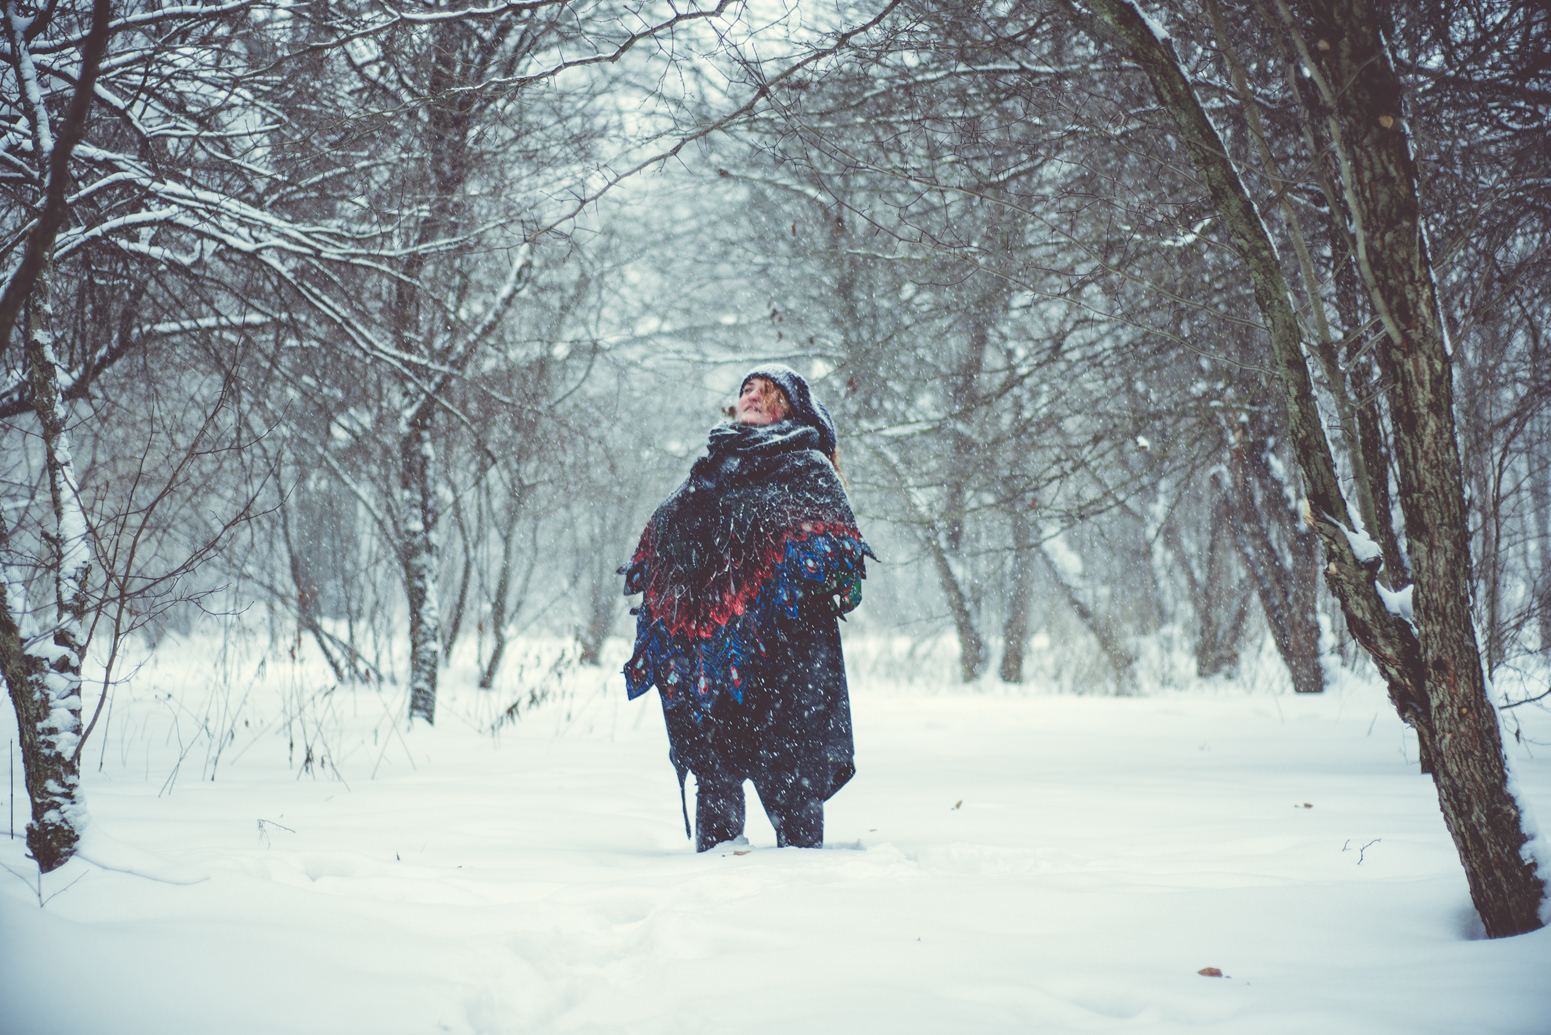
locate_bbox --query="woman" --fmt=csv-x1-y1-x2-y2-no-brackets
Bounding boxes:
622,365,875,851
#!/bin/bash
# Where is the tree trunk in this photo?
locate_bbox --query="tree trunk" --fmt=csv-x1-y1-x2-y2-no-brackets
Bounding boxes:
1226,420,1324,694
999,505,1036,683
1,263,91,872
279,491,347,682
0,0,111,871
442,491,475,663
1531,413,1551,658
873,444,990,683
942,293,996,553
478,476,528,690
1336,255,1407,588
1311,0,1541,934
577,560,617,667
1163,492,1250,679
1038,536,1135,687
935,279,1003,680
1076,0,1544,936
0,0,110,348
0,532,84,874
925,530,989,682
401,402,441,724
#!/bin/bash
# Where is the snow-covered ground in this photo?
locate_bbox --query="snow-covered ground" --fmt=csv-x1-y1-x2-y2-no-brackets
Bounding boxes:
3,636,1549,1035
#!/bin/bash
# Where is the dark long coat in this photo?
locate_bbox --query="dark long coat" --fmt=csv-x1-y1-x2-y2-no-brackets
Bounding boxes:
621,419,873,827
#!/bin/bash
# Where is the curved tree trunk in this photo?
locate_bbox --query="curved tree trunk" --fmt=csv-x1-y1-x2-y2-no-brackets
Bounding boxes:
1226,420,1324,695
1038,536,1135,688
1077,0,1544,936
925,531,990,682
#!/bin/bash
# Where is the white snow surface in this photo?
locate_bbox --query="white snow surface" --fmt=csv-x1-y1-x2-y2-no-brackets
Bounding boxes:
3,636,1550,1035
1377,582,1416,627
1335,519,1384,566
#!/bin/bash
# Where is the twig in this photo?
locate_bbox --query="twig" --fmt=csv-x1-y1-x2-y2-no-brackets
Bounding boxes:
1500,687,1550,710
1,860,87,906
1342,837,1382,864
256,817,295,848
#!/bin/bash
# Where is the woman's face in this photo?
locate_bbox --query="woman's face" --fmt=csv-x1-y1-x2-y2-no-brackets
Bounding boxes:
736,377,791,426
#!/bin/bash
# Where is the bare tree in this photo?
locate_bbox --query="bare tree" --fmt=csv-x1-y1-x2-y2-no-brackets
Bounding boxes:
714,2,1321,690
1073,0,1543,937
0,0,110,872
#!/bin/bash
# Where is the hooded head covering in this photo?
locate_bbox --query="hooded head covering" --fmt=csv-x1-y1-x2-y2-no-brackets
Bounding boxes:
741,364,837,457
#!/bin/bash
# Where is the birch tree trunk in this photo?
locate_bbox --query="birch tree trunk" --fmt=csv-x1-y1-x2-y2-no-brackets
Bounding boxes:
1075,0,1545,937
0,0,110,872
401,400,441,725
1,264,92,872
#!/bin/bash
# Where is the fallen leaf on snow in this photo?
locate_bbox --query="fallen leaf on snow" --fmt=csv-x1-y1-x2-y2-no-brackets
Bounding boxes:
1198,967,1224,978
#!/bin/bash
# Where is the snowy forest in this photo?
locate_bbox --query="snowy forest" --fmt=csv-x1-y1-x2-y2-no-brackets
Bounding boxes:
3,0,1549,1032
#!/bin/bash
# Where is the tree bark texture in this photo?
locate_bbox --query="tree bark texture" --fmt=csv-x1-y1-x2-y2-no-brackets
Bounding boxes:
0,0,111,348
1227,419,1324,694
1305,0,1543,936
1076,0,1545,936
999,504,1037,683
0,569,83,873
1,266,91,872
401,403,441,724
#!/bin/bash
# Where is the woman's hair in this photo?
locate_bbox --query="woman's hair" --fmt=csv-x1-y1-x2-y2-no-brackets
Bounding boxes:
726,377,793,421
749,377,795,422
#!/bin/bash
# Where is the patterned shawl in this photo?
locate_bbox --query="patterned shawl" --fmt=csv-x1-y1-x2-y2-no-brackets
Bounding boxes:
621,420,874,721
